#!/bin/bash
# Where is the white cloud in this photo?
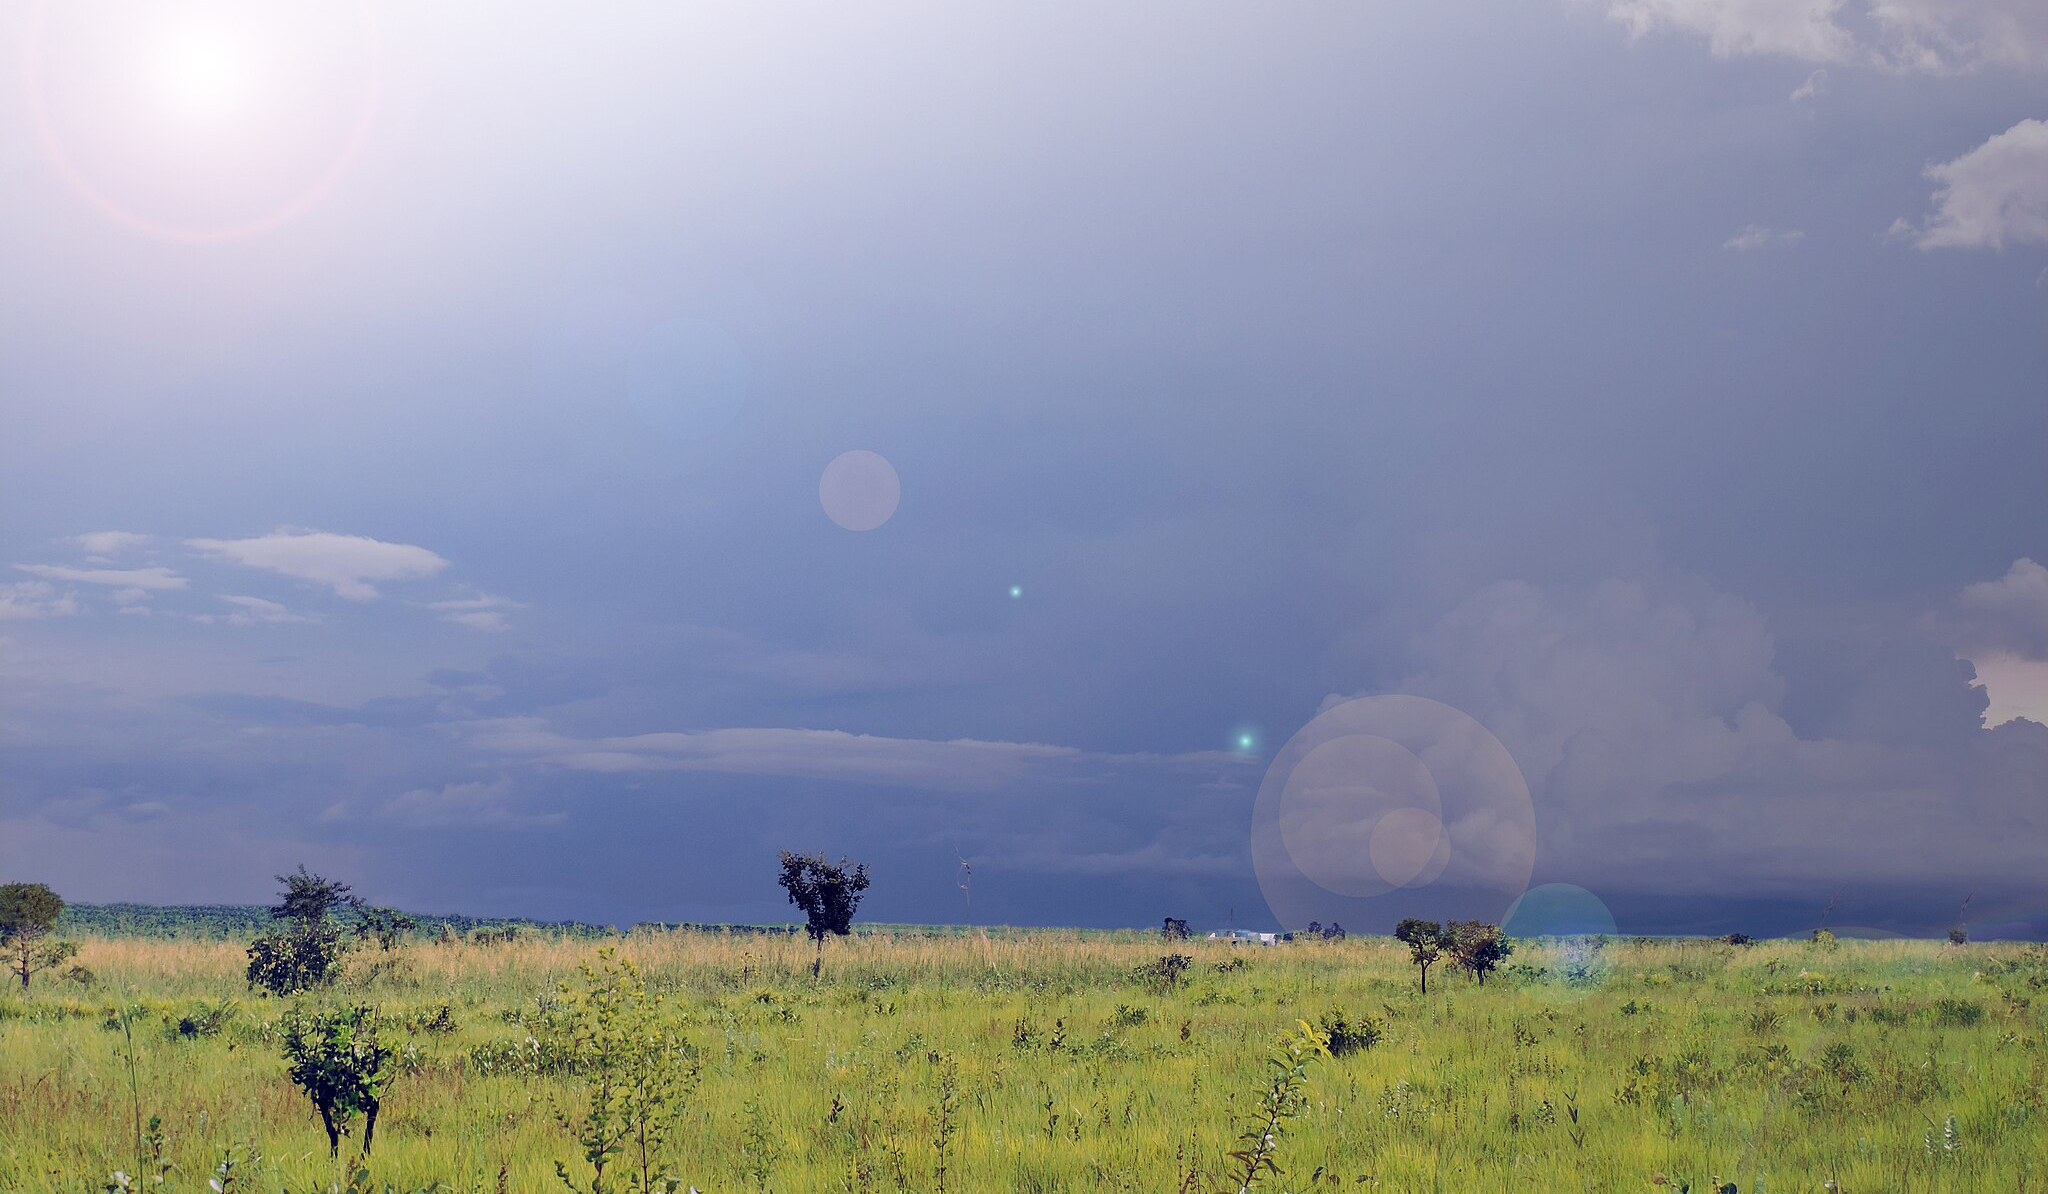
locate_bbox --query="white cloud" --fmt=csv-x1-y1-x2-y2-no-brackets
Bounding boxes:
70,531,152,559
1596,0,1858,63
1930,557,2048,660
1588,0,2048,71
186,529,448,600
110,587,150,605
1904,120,2048,250
426,591,523,632
16,563,187,590
1868,0,2048,72
1790,67,1831,99
218,595,316,626
0,581,80,620
1723,224,1806,251
463,717,1246,792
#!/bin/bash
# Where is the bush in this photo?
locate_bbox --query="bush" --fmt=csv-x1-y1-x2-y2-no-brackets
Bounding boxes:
1136,955,1192,988
1932,998,1984,1027
247,924,347,996
1315,1007,1382,1057
281,1005,395,1157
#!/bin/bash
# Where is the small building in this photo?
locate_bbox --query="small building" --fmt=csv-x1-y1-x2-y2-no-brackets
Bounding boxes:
1208,929,1279,945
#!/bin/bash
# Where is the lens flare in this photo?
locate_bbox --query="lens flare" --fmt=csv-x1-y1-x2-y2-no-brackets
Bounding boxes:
1251,694,1536,932
820,450,901,532
24,0,380,243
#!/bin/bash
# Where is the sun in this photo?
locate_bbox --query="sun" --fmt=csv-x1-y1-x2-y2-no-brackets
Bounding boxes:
150,27,254,124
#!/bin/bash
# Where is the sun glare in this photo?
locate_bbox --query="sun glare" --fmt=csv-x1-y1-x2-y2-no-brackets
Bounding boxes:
150,28,252,124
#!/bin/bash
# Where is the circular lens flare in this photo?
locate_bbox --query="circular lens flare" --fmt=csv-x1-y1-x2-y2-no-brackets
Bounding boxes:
1251,694,1536,931
820,450,901,531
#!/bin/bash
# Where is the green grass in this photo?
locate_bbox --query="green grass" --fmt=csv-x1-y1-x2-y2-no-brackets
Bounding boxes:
1,932,2041,1193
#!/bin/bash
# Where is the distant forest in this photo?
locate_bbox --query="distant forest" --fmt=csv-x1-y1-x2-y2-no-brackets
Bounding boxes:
53,902,997,941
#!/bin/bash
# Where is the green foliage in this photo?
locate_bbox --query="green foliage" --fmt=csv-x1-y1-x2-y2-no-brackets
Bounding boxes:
1216,1020,1329,1193
2,881,80,991
247,921,347,996
551,947,699,1194
776,851,870,978
1394,918,1448,992
1447,920,1513,985
1312,1006,1381,1057
273,867,360,927
280,1004,396,1157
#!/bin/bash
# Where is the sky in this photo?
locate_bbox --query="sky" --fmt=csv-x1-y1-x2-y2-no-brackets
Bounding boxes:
2,0,2045,938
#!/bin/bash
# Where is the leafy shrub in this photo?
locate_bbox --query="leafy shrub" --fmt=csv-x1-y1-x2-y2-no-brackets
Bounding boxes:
1932,998,1984,1027
1108,1003,1150,1030
1314,1007,1382,1057
1136,955,1192,988
247,924,346,996
280,1005,395,1157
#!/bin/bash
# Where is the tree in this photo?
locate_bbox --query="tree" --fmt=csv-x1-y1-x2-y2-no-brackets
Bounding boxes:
776,851,870,979
1447,920,1512,986
280,1005,395,1157
247,867,358,996
1,882,78,991
1161,917,1190,941
1394,918,1448,993
272,865,360,926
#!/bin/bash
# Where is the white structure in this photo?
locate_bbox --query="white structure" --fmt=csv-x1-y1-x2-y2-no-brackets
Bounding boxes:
1207,929,1278,945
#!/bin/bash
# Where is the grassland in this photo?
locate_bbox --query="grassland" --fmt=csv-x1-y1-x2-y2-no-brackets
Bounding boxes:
2,930,2042,1193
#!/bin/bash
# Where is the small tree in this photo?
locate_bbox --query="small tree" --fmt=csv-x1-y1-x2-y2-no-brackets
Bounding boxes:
554,948,697,1194
280,1005,394,1157
1322,922,1346,941
1447,920,1512,986
1162,917,1190,941
777,851,870,979
1,882,79,991
273,866,358,925
1394,918,1448,993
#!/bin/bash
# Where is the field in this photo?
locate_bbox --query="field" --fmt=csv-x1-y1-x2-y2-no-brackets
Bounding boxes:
2,930,2043,1193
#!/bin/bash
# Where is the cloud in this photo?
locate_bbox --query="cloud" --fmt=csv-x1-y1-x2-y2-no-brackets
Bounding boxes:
426,591,523,632
186,529,449,600
1595,0,1859,63
326,778,565,829
0,581,80,620
1790,68,1830,100
463,717,1246,792
70,531,152,559
216,595,317,626
1588,0,2048,70
1902,120,2048,250
16,563,188,590
1868,0,2048,71
1723,224,1806,251
1930,558,2048,660
1388,571,2048,897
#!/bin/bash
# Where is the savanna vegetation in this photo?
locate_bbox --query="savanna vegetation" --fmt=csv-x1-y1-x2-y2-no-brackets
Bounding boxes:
1,895,2041,1194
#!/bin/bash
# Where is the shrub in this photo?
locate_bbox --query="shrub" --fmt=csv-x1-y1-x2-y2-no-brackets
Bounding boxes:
1314,1007,1382,1057
1137,954,1192,988
1932,998,1984,1027
280,1005,395,1157
247,923,346,996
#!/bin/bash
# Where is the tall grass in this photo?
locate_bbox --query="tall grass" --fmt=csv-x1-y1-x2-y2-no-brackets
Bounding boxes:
0,932,2040,1192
